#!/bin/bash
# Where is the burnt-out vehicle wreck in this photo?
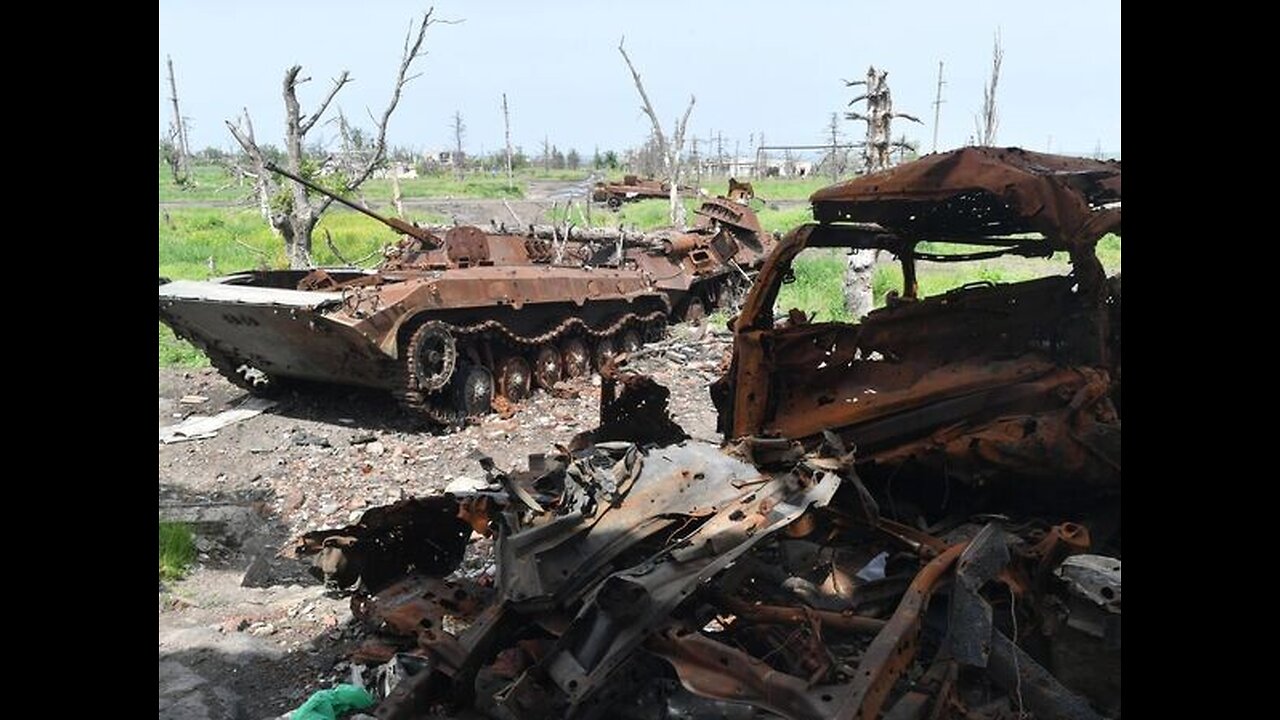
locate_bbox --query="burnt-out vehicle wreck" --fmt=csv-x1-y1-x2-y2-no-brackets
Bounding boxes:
158,168,773,427
291,147,1122,719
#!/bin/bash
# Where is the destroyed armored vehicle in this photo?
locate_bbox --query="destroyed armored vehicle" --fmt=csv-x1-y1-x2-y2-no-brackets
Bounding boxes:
590,174,695,208
159,168,774,425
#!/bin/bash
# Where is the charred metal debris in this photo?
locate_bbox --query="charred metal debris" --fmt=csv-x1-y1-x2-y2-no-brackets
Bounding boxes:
290,148,1121,719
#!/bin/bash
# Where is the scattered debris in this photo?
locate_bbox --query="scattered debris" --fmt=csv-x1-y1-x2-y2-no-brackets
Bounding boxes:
158,397,277,444
180,394,209,405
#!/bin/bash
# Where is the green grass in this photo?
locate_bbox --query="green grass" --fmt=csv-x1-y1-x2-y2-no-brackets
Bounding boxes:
160,324,208,368
158,206,447,280
776,251,851,322
557,198,813,235
742,176,834,202
160,160,612,203
773,236,1122,322
159,522,196,581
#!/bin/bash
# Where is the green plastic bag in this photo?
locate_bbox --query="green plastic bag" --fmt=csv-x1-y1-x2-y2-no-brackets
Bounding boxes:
289,684,375,720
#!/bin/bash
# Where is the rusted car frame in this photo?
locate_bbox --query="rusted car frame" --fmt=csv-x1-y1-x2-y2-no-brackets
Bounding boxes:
713,147,1121,502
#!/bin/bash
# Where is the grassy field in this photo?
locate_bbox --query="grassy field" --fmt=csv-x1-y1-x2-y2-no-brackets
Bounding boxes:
549,198,812,235
159,160,599,204
775,235,1122,322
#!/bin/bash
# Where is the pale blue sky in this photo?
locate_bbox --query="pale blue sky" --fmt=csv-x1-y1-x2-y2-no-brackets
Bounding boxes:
159,1,1120,159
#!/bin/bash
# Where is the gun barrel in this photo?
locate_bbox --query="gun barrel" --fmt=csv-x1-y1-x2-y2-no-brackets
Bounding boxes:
265,162,439,246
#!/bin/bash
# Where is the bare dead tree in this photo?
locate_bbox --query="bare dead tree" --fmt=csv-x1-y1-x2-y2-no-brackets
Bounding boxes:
976,31,1003,146
452,110,466,181
842,66,920,319
163,55,192,187
226,7,438,269
391,171,405,218
844,66,921,173
618,36,695,227
502,93,514,191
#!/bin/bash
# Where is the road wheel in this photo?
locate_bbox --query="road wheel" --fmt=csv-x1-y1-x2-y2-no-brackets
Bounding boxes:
533,345,563,390
407,321,457,392
619,328,643,355
592,336,616,371
561,338,590,378
496,355,533,402
453,364,494,419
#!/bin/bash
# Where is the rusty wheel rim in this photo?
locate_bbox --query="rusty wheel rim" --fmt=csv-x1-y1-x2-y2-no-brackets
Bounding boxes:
619,329,642,355
533,345,563,390
454,364,493,418
497,356,532,402
592,337,616,371
561,338,590,378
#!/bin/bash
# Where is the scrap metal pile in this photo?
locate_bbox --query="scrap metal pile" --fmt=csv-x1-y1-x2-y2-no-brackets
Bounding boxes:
290,148,1121,719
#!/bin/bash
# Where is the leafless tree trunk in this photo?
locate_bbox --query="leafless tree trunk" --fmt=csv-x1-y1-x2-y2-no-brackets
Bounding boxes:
617,36,695,227
452,110,466,181
843,66,921,319
845,66,921,173
226,8,436,269
542,135,551,173
502,93,514,191
164,55,192,187
391,172,405,218
976,31,1003,146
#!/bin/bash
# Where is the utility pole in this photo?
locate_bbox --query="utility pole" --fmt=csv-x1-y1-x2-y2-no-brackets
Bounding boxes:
691,136,701,187
828,112,842,182
452,111,466,181
165,55,191,185
502,93,513,191
931,61,945,153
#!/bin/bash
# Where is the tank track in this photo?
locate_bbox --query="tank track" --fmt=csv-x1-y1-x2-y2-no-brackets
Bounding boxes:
398,310,667,427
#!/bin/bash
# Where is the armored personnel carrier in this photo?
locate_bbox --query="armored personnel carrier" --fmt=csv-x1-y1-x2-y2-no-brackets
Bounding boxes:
159,167,774,426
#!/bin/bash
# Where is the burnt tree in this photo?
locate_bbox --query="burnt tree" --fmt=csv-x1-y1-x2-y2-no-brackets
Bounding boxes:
226,8,436,269
843,66,920,319
618,37,695,227
975,31,1003,146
